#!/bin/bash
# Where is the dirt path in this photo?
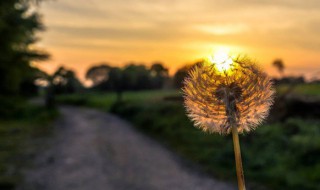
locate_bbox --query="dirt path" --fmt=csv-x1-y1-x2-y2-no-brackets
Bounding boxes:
22,106,235,190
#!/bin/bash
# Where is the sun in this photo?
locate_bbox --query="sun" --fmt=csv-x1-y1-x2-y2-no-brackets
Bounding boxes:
208,50,234,73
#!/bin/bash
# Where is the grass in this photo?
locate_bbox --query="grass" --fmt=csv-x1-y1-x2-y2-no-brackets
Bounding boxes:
56,90,180,111
277,83,320,97
0,103,57,190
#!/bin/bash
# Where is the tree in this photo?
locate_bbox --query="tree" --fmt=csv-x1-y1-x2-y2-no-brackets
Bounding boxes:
41,67,82,108
19,66,47,97
85,64,112,87
150,62,168,89
173,61,202,88
52,67,83,94
108,67,124,102
122,64,152,90
273,59,285,77
0,0,49,96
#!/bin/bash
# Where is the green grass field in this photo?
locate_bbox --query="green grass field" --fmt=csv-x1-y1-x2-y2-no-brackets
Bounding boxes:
56,83,320,190
56,90,181,111
0,104,57,189
277,83,320,97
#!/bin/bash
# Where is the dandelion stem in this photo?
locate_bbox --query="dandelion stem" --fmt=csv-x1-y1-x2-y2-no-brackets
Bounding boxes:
232,124,246,190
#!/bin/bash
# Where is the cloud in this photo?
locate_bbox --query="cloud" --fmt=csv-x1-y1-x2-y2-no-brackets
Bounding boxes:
194,23,250,35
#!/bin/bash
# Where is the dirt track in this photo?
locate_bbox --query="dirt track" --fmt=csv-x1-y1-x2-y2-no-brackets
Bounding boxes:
22,106,235,190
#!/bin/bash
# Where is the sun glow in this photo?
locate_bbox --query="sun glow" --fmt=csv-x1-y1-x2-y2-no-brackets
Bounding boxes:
208,50,234,73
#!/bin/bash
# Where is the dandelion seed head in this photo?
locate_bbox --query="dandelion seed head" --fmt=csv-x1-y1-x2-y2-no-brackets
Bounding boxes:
183,54,275,134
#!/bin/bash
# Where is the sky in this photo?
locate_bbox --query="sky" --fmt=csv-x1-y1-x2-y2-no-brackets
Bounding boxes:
34,0,320,82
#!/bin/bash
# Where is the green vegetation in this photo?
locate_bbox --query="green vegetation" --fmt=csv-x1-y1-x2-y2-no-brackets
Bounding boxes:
56,90,180,111
277,84,320,97
0,0,48,96
0,104,57,189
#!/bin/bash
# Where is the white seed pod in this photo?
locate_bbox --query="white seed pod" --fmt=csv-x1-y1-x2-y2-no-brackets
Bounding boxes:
183,55,275,134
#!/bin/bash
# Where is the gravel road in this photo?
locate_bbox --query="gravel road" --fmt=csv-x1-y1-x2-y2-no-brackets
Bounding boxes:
22,106,235,190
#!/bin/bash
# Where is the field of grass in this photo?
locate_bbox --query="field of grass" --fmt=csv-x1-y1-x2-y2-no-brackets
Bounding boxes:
56,90,180,111
0,104,57,189
277,83,320,97
56,84,320,190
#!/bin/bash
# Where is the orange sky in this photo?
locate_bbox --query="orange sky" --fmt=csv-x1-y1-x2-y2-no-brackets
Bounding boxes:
34,0,320,82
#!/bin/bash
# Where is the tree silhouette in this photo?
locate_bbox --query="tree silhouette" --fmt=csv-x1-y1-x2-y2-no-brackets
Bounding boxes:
108,67,124,102
85,62,169,96
42,67,82,108
52,67,82,94
0,0,48,96
273,59,285,77
150,62,168,89
86,64,112,87
173,61,202,88
121,64,151,90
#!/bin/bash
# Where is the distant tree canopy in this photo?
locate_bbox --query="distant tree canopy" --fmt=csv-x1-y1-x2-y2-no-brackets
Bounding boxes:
0,0,48,96
273,59,285,76
52,67,83,94
86,62,169,92
85,64,112,87
173,61,202,88
150,62,169,89
19,66,47,97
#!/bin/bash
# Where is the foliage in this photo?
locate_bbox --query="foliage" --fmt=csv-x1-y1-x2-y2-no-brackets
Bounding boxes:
173,61,202,88
86,62,169,92
85,64,112,86
150,62,169,89
51,66,83,95
272,59,285,76
0,0,48,96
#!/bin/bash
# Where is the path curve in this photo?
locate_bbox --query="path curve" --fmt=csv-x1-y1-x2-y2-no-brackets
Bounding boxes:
23,106,235,190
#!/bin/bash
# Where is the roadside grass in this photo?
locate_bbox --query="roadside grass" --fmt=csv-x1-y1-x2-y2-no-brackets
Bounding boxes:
0,104,57,190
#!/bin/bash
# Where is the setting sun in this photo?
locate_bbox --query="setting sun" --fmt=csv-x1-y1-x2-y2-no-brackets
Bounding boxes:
208,50,234,73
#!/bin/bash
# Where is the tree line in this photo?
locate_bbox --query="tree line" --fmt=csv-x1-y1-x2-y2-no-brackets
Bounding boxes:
48,61,201,97
86,62,169,91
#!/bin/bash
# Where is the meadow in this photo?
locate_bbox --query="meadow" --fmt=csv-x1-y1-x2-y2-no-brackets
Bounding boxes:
57,83,320,190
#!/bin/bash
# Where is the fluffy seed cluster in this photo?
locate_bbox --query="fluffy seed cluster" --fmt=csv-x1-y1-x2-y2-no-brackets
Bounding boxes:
183,56,274,134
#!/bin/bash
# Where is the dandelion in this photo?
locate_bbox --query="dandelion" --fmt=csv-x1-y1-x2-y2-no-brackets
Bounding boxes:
183,51,274,190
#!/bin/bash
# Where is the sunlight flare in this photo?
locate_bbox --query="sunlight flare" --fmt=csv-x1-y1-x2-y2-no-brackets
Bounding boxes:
208,50,234,73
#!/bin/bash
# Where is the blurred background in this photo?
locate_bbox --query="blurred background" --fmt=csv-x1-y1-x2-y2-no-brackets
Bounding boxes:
1,0,320,189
